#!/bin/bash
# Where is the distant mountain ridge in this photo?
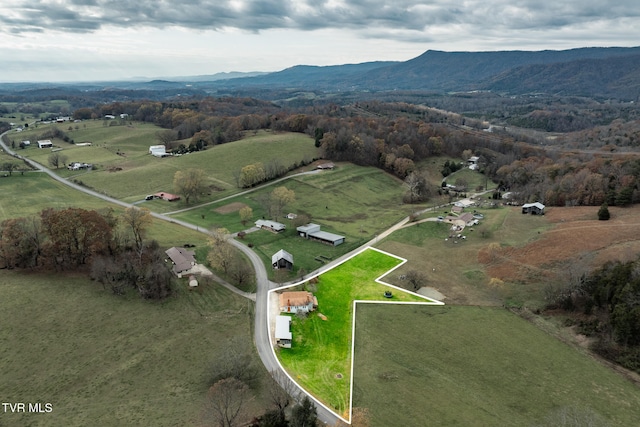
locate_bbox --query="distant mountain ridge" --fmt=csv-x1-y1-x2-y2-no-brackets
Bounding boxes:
1,47,639,101
209,46,640,100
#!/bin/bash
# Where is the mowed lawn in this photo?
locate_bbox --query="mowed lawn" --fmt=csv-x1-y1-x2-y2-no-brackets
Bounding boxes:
353,304,640,426
277,248,434,418
0,269,267,427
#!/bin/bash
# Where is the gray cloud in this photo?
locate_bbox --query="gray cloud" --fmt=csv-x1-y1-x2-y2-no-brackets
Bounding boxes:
2,0,639,43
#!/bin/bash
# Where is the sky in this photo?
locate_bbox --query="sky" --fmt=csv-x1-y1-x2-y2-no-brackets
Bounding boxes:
0,0,638,82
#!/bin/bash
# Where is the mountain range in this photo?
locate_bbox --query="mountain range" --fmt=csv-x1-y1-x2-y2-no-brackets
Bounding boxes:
207,46,640,100
1,47,639,101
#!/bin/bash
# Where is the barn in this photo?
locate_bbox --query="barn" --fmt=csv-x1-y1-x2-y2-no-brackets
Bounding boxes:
522,202,545,215
272,249,294,270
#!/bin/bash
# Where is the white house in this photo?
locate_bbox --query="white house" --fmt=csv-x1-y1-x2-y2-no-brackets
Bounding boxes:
279,291,318,314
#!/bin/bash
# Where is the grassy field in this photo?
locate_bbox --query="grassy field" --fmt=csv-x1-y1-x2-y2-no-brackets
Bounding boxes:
12,122,319,205
276,248,434,418
353,304,640,426
174,164,418,278
0,269,269,427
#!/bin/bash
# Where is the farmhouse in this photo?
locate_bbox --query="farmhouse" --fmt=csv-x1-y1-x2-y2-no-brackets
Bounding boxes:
67,162,93,171
316,162,335,170
279,291,318,314
467,156,480,170
522,202,545,215
255,219,286,233
154,192,181,202
37,140,53,149
272,249,294,270
296,223,345,246
165,247,197,277
275,315,292,348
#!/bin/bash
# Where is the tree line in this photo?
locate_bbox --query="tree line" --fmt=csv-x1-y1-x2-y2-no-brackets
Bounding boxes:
545,258,640,374
0,206,173,299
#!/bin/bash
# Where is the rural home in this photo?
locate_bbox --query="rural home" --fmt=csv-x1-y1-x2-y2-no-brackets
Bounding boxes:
154,192,181,202
272,249,294,270
165,247,196,277
37,140,53,149
67,162,93,171
467,156,480,170
316,162,335,170
296,223,345,246
255,219,286,233
279,291,318,314
275,315,292,348
522,202,545,215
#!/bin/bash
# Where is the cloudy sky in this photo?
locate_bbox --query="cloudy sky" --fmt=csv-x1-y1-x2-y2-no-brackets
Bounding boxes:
0,0,638,82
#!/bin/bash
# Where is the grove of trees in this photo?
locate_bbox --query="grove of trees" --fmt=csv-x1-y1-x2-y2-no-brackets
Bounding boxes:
0,206,174,299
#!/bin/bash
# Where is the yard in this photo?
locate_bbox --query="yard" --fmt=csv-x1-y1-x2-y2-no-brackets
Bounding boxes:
275,248,436,419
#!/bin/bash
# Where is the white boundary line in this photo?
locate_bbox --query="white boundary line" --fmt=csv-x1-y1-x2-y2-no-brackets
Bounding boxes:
268,246,444,424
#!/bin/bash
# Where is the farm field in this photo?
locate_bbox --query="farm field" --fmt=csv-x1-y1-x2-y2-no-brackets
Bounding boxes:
11,123,319,205
0,269,269,427
174,164,421,278
276,248,436,419
353,304,640,426
0,172,211,253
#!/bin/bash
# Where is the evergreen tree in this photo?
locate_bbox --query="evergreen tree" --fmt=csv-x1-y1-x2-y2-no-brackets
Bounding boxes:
597,203,610,221
289,396,317,427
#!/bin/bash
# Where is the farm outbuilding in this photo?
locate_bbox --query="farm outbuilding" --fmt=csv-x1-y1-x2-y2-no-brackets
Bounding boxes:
296,223,345,246
275,315,292,348
255,219,286,233
522,202,545,215
149,145,169,157
37,140,53,148
165,247,196,277
272,249,294,270
279,291,318,314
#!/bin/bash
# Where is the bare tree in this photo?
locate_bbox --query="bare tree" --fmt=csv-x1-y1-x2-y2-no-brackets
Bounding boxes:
48,152,68,169
203,377,251,427
121,207,153,256
405,270,427,291
207,228,236,274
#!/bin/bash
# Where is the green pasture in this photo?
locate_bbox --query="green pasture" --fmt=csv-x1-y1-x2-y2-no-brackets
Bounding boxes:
277,248,434,417
0,172,210,253
353,304,640,426
0,269,269,427
12,124,319,204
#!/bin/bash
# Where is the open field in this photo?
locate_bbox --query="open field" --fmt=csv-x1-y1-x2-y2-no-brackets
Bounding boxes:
0,269,269,427
353,304,640,426
11,123,319,205
0,172,211,256
276,248,434,418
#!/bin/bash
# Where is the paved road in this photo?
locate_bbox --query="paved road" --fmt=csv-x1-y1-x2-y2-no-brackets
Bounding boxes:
0,130,339,424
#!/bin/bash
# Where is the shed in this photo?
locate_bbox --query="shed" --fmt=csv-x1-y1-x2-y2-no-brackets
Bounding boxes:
188,275,198,287
522,202,545,215
37,140,53,149
279,291,318,314
316,162,335,170
275,316,292,348
165,247,196,277
296,223,321,238
272,249,294,270
255,219,286,233
149,145,168,157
